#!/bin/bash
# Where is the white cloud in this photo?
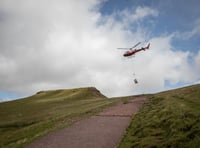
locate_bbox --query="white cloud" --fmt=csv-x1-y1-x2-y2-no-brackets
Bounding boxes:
0,0,199,98
105,6,158,29
175,18,200,40
195,50,200,72
127,6,158,22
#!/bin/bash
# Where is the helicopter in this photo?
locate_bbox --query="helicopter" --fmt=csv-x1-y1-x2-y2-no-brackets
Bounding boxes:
118,42,150,57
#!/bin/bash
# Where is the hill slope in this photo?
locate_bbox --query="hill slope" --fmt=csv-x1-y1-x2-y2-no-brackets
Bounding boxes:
118,84,200,148
0,87,117,147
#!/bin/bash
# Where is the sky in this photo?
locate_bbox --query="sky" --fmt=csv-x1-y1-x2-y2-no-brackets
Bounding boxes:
0,0,200,101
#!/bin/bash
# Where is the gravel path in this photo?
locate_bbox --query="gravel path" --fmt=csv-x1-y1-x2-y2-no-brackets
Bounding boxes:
27,97,146,148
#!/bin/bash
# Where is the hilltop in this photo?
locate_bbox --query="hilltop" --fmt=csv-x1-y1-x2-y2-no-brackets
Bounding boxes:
0,87,117,147
35,87,107,100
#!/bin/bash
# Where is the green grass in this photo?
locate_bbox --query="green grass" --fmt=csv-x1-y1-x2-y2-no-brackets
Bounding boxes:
2,84,199,148
118,84,200,148
0,87,119,148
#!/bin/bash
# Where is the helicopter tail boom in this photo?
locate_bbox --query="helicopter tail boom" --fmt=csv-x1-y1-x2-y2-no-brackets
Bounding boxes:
146,43,150,49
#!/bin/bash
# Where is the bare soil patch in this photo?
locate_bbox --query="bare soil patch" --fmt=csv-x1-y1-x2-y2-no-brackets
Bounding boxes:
27,97,146,148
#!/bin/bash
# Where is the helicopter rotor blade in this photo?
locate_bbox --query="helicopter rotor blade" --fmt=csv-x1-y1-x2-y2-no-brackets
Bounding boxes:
130,42,141,49
117,48,130,50
117,42,141,50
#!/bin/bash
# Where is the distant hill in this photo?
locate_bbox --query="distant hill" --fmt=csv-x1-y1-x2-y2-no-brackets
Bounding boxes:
0,87,117,148
119,84,200,148
35,87,107,100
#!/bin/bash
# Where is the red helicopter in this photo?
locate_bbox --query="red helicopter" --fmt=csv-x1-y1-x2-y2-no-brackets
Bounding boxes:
118,42,150,57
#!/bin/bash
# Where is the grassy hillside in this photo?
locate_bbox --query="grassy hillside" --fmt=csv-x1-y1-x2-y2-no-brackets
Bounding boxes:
118,84,200,148
0,87,118,148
